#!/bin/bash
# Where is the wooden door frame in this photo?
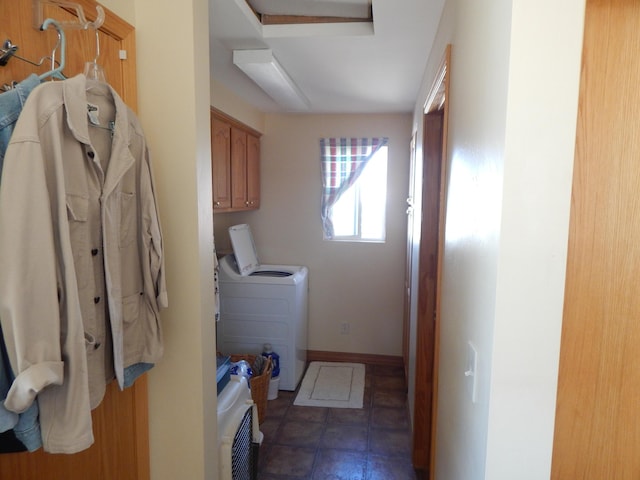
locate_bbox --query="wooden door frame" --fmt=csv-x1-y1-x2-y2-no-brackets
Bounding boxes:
403,132,417,381
411,45,450,477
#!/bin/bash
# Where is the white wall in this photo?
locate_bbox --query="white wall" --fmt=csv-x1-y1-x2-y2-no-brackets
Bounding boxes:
410,0,585,479
214,113,412,356
102,0,218,479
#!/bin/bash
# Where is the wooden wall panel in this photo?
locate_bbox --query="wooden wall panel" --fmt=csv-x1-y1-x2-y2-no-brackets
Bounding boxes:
552,0,640,477
0,1,149,479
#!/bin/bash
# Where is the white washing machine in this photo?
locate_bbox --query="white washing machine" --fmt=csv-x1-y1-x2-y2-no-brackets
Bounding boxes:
217,224,308,391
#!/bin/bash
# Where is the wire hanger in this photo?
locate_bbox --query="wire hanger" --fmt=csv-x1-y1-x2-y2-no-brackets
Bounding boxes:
33,1,107,82
0,39,63,70
38,18,66,81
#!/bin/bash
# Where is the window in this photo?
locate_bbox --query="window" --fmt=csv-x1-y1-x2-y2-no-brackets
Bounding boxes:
320,137,388,242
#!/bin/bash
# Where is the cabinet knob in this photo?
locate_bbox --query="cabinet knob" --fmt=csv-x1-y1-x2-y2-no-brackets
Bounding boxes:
214,201,221,207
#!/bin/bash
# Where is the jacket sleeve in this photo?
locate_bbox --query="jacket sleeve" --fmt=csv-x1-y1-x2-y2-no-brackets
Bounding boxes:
0,137,64,413
142,146,168,310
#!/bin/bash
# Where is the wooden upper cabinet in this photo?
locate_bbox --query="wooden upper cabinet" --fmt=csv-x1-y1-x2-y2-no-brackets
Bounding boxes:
211,118,232,209
230,127,248,209
211,108,261,213
246,134,260,209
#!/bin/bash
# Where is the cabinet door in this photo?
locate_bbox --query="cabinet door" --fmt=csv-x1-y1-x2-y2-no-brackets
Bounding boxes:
246,134,260,209
231,127,248,209
211,118,232,209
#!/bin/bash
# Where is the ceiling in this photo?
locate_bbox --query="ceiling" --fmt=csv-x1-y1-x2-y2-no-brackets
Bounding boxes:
209,0,445,114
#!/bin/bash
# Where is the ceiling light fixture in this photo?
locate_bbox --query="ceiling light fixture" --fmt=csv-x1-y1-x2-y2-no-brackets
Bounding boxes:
233,49,310,111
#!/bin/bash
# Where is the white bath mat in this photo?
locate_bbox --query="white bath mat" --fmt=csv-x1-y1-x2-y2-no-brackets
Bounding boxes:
294,362,365,408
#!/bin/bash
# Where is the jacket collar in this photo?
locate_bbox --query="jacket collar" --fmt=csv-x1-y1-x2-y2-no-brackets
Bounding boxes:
62,73,131,148
62,74,136,194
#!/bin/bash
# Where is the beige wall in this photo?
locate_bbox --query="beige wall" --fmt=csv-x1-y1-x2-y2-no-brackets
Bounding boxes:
211,78,266,134
213,113,412,357
101,0,134,24
102,0,218,479
409,0,585,479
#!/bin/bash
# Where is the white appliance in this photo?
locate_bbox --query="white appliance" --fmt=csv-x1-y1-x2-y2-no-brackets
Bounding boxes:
217,375,261,480
217,224,308,391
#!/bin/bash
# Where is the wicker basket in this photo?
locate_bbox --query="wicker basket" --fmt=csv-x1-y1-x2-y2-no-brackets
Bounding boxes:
229,354,273,423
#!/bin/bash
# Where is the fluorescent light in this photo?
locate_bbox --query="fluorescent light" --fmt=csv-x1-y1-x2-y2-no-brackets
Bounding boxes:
233,49,310,111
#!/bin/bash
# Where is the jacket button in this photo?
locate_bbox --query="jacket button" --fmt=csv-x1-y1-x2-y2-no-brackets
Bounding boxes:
94,297,100,304
91,248,99,256
87,151,95,159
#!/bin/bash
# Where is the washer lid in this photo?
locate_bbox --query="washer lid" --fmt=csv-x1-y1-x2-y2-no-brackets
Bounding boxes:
228,224,259,276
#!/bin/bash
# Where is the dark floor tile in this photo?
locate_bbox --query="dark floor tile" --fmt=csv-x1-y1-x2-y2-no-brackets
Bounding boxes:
372,389,407,409
260,417,283,443
321,424,368,452
286,405,329,423
371,407,409,430
362,388,373,408
258,362,415,479
365,373,374,390
277,420,324,448
366,455,419,480
266,394,293,419
368,429,412,458
374,375,406,391
372,365,405,377
257,474,292,480
312,449,367,480
261,445,317,478
327,407,370,426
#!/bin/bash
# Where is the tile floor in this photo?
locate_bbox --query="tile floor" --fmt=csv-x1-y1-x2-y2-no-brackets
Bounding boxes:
257,363,422,480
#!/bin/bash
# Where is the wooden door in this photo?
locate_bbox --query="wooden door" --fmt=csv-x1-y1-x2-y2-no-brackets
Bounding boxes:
0,2,150,479
211,117,232,210
246,133,260,209
412,110,444,471
552,0,640,477
230,127,248,209
408,45,450,478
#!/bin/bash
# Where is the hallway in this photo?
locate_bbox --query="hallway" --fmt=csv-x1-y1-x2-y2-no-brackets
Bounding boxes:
257,363,419,479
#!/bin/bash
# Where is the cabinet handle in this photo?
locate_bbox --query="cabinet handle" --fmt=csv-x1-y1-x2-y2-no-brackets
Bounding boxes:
214,201,221,207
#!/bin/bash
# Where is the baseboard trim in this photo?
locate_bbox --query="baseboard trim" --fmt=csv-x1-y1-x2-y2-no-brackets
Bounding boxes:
307,350,403,367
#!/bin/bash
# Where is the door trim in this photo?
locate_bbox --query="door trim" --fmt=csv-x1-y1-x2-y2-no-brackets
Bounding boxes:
411,44,450,477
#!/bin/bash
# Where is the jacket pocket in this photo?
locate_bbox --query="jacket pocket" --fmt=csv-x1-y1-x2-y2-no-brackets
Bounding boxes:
122,292,141,324
66,194,89,289
118,191,137,248
122,292,143,353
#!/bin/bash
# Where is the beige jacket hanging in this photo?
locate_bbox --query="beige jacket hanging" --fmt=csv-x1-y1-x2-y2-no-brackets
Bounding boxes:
0,74,167,453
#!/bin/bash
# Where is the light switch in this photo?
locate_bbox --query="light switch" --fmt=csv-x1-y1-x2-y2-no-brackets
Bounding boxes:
465,341,478,403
